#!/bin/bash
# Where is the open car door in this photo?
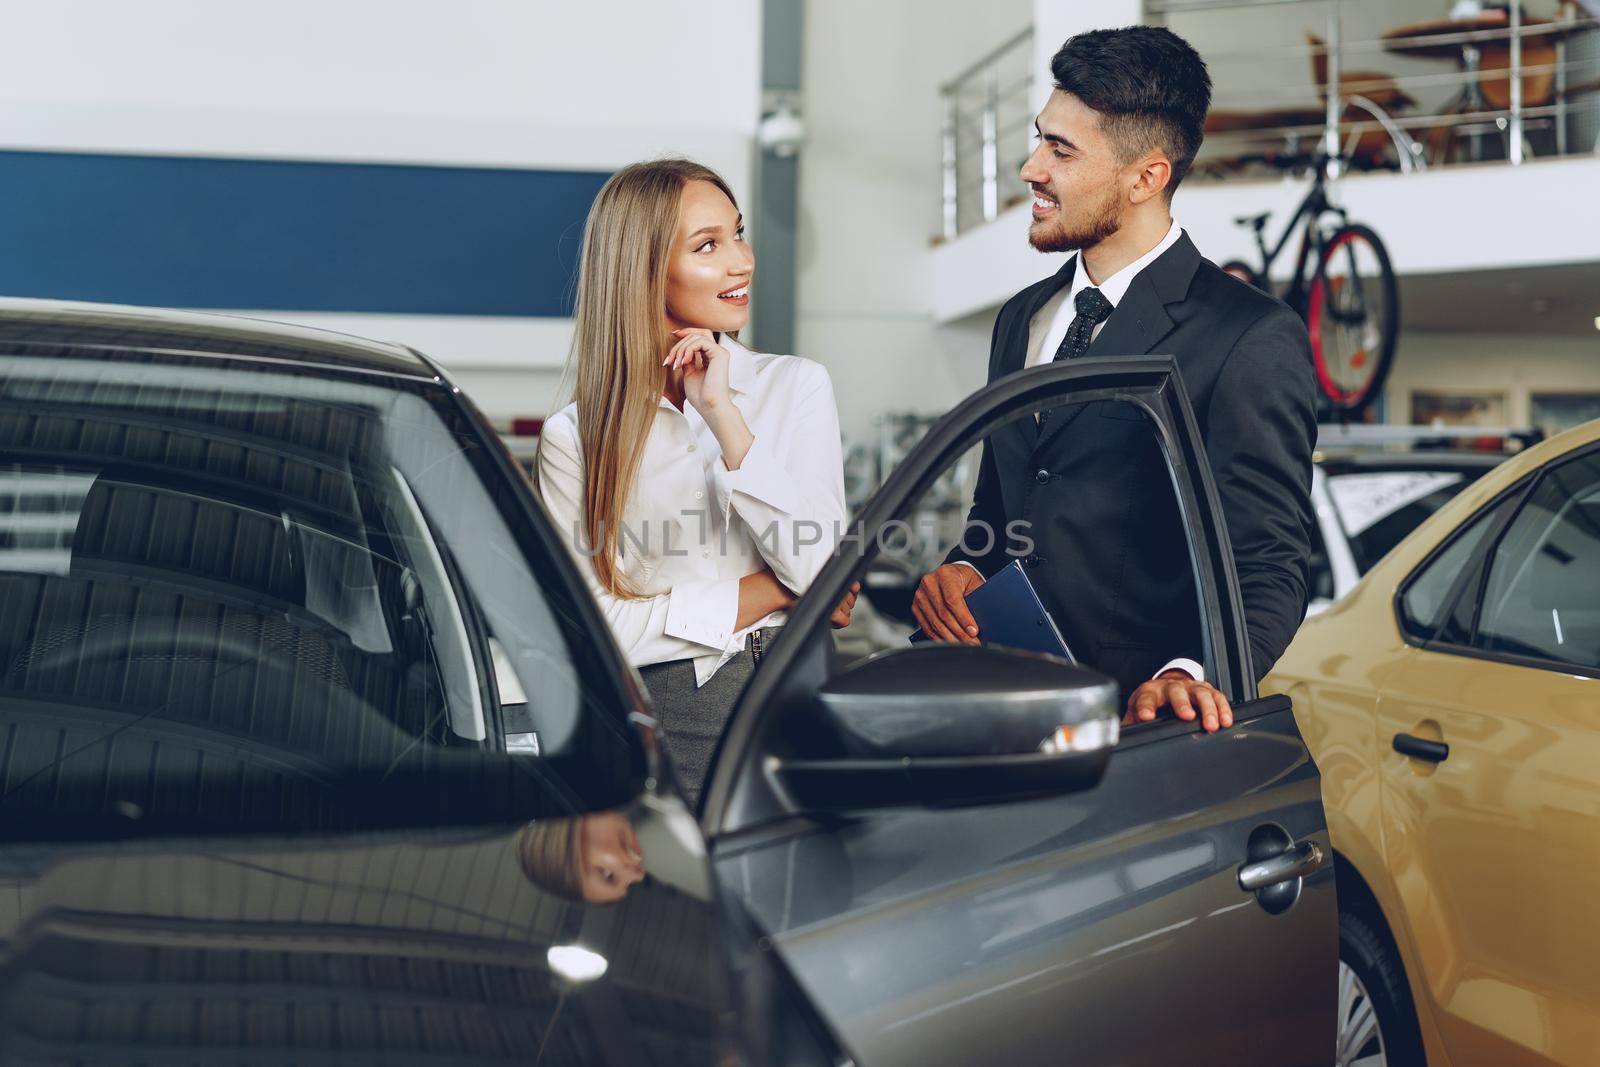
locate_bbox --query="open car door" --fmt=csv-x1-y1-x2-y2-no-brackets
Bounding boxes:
700,356,1338,1067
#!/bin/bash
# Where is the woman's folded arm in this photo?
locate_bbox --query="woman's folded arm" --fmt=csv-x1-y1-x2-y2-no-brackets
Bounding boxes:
710,363,847,594
536,412,740,664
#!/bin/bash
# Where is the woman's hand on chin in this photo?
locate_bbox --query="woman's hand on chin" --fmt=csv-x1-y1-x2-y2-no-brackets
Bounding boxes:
666,328,733,415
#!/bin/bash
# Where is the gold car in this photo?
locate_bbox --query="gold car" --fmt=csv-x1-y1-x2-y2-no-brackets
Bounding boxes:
1265,418,1600,1067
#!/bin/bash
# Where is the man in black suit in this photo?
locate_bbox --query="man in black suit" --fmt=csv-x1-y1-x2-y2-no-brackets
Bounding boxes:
912,26,1316,733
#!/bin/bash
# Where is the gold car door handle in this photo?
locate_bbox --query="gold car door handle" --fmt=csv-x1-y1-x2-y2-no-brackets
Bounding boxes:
1238,840,1324,892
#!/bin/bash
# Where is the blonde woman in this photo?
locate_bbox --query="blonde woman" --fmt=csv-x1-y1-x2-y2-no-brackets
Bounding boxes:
536,159,854,804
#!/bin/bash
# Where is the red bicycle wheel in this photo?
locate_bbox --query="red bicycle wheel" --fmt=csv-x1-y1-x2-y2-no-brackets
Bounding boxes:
1307,224,1399,414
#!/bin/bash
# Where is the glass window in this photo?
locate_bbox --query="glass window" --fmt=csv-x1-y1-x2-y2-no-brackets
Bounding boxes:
0,350,642,835
1409,391,1506,427
1474,451,1600,672
1531,393,1600,440
1397,492,1512,644
834,396,1208,712
1329,470,1474,572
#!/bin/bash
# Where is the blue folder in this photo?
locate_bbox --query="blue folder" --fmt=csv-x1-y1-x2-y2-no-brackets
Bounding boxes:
911,560,1075,662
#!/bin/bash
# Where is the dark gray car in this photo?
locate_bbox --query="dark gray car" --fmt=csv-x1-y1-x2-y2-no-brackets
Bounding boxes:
0,299,1336,1064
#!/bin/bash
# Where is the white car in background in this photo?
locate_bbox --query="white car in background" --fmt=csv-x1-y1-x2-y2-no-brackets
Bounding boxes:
1305,426,1538,615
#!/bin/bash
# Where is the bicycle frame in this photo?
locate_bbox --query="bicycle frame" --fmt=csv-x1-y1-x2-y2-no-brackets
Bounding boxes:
1234,154,1398,418
1244,162,1349,315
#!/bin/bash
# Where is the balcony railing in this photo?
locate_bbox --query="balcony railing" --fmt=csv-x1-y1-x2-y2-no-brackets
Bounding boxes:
1159,0,1600,182
936,1,1600,236
938,27,1034,241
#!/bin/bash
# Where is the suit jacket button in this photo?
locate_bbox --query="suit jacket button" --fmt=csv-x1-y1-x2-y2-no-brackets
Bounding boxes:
1035,468,1050,484
1024,554,1039,567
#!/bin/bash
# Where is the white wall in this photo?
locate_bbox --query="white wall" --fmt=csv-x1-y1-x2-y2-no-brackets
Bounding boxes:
796,0,1031,441
0,0,761,422
0,1,758,167
1032,0,1143,112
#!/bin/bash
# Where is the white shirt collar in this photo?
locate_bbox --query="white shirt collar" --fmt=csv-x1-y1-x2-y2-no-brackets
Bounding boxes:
719,333,758,395
1068,217,1183,310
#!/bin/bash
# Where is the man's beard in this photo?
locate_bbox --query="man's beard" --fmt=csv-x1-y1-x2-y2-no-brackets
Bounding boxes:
1028,187,1122,253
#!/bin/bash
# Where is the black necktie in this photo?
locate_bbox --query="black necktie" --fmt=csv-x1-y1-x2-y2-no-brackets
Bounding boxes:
1038,287,1113,430
1052,287,1114,362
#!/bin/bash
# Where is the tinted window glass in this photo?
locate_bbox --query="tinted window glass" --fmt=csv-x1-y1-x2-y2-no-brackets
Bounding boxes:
1397,494,1509,643
835,397,1208,711
1474,451,1600,671
0,350,642,836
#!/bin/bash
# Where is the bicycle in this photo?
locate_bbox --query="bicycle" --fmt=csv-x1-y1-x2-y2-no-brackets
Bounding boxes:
1219,153,1399,417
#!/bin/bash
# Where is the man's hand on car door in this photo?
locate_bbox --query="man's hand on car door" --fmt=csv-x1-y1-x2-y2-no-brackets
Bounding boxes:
1123,671,1235,733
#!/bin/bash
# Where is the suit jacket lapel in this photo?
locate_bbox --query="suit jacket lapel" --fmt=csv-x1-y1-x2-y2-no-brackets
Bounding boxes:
1031,233,1201,457
996,256,1077,452
998,257,1077,375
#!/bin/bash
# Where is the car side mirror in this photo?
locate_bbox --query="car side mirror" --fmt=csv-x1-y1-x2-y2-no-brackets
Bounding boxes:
769,645,1120,811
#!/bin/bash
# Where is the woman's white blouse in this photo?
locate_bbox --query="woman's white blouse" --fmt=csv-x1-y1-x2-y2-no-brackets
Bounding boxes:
536,337,847,687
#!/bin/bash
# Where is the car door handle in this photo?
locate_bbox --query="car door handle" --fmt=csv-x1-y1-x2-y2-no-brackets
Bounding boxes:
1237,840,1324,892
1393,732,1449,763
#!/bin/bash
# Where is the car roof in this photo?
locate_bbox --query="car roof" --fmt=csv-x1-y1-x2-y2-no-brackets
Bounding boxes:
0,297,437,380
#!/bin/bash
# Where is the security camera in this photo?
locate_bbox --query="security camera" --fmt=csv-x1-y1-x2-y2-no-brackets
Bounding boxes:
758,99,806,158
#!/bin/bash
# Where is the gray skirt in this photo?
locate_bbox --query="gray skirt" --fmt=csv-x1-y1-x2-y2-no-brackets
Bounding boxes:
636,626,782,807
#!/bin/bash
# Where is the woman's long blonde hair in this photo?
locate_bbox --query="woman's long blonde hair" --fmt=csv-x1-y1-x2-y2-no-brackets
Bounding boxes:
552,159,739,598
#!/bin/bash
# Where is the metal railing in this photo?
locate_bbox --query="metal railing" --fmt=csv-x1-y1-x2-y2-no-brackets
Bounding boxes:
1152,0,1600,182
938,27,1034,240
935,2,1600,233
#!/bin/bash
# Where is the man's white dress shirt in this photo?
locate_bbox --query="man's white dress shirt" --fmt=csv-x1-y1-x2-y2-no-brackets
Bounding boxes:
537,335,846,687
962,218,1204,684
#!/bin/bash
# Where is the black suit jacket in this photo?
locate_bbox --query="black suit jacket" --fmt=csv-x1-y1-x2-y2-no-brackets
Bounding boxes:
945,233,1317,696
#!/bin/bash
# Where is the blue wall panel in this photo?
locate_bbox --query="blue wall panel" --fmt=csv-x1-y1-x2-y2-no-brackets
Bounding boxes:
0,150,608,316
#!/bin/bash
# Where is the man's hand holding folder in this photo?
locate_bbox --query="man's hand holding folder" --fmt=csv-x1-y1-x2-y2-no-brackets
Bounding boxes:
913,561,1075,662
911,563,986,645
912,560,1233,733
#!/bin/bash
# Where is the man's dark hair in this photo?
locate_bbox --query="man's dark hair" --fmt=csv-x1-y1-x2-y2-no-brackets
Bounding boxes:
1051,26,1212,199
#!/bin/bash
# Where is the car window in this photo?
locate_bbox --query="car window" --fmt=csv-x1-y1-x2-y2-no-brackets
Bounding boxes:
829,396,1210,716
0,350,643,835
1328,470,1474,572
1396,492,1512,644
1473,450,1600,672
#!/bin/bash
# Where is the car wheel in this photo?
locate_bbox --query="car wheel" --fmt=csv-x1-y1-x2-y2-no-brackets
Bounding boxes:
1338,909,1425,1066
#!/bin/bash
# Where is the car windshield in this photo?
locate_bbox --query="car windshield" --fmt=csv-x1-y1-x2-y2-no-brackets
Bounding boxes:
1328,466,1489,573
0,346,641,838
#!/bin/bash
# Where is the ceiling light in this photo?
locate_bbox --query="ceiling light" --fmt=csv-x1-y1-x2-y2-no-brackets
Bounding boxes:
548,944,608,983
